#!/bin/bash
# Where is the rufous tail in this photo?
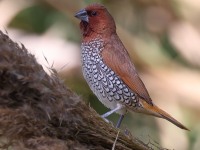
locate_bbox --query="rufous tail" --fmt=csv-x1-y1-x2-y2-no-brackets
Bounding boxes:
140,100,189,130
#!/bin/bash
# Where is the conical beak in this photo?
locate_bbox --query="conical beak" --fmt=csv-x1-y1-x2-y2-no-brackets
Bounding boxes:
75,9,89,22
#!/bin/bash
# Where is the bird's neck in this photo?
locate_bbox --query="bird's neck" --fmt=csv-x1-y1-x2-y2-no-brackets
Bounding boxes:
82,30,116,43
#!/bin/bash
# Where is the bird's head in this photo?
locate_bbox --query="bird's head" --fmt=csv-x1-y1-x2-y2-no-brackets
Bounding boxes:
75,3,116,39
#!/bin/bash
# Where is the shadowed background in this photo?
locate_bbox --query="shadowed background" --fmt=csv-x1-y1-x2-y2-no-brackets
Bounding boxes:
0,0,200,149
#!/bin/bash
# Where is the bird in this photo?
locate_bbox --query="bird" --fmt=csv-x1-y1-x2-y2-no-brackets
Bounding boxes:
75,3,188,130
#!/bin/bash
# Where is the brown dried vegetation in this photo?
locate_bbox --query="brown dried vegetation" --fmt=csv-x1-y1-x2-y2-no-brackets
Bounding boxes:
0,31,150,150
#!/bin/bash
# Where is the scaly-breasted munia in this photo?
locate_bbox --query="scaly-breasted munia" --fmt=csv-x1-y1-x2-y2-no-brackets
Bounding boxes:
75,3,188,130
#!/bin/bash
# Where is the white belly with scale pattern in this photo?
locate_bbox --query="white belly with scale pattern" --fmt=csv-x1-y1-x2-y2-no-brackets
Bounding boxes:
81,39,138,114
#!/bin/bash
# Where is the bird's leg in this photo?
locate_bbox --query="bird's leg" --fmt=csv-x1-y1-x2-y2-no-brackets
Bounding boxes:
101,105,124,118
116,114,124,128
101,105,124,126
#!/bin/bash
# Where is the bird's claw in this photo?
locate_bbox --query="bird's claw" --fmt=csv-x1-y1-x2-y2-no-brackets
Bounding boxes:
124,128,133,138
101,116,114,127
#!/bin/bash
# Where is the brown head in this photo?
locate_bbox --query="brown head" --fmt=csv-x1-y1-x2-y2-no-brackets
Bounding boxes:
75,4,116,40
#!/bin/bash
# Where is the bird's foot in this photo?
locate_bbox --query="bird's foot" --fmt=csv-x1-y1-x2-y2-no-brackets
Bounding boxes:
101,115,109,122
101,115,114,127
124,128,133,138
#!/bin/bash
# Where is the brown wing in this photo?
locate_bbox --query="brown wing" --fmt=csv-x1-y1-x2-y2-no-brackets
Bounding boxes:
101,36,153,105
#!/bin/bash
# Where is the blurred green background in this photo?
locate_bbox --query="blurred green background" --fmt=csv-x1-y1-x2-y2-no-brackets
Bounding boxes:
1,0,200,149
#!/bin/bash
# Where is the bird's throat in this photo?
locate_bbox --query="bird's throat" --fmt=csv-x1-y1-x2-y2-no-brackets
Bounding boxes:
80,21,90,37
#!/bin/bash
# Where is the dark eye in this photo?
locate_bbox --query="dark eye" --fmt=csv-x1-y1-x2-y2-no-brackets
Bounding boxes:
91,11,97,16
